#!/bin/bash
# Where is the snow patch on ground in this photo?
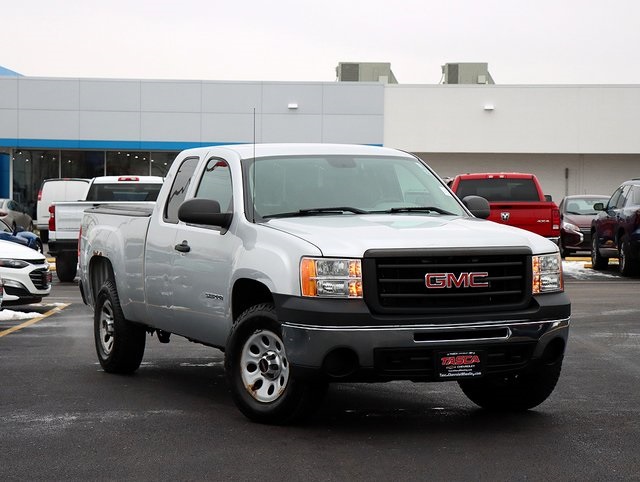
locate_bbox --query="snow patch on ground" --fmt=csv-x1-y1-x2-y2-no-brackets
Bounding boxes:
0,309,43,321
562,260,618,280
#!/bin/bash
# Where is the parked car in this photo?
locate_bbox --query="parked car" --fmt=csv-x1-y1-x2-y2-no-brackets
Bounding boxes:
591,179,640,276
558,194,609,258
448,172,560,243
0,239,52,305
0,198,33,231
36,178,90,243
0,218,44,253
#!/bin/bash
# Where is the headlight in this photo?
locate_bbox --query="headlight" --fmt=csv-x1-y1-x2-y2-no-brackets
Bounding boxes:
300,257,362,298
532,253,563,294
0,259,29,269
562,221,580,232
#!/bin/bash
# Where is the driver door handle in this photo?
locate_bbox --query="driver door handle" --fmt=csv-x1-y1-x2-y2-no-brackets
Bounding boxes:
174,240,191,253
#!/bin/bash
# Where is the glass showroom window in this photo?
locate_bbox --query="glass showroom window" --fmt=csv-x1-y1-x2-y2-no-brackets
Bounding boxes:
151,152,177,177
12,150,60,218
60,151,105,178
106,151,151,175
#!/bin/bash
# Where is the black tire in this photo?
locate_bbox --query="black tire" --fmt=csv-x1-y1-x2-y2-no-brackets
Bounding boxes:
618,234,639,277
56,252,78,282
458,359,563,411
94,279,146,374
591,234,608,270
224,303,327,424
35,239,44,254
41,230,49,244
559,239,570,259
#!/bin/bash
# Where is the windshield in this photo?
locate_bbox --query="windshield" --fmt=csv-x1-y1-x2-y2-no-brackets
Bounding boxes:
563,197,609,215
244,155,466,219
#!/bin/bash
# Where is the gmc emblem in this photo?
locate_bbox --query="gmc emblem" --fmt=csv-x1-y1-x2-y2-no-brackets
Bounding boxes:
425,272,489,289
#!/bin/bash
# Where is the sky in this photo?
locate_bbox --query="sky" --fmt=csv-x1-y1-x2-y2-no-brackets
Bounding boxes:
2,0,640,85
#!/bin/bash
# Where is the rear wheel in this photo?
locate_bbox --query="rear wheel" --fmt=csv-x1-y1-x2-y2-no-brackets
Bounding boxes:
56,252,78,282
618,234,639,276
225,303,326,424
459,359,563,411
94,279,146,374
591,235,608,270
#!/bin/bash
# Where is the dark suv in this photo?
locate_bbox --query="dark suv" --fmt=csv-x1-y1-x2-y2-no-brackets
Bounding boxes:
591,179,640,276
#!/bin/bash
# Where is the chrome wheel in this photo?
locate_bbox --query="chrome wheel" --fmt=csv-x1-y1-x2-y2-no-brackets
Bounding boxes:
98,299,115,356
240,330,290,403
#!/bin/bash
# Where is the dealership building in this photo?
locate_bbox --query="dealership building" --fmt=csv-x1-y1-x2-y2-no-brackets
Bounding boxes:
1,62,639,218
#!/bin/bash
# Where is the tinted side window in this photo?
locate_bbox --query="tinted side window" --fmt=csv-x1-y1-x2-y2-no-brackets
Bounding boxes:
615,186,631,209
195,158,233,213
626,186,640,207
607,188,623,210
164,157,199,223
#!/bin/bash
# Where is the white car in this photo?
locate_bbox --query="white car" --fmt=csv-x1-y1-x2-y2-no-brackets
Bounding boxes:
0,239,52,305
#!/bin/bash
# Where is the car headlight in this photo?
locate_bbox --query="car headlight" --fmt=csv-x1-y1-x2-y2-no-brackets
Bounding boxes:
532,253,563,294
0,259,29,269
300,257,362,298
562,221,580,232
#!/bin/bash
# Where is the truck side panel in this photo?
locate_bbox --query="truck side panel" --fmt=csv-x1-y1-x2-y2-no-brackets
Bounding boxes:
81,206,153,322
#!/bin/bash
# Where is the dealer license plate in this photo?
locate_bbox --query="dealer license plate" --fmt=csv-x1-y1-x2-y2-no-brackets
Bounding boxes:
437,350,484,379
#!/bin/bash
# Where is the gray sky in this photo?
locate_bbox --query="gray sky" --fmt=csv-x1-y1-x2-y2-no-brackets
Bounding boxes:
2,0,639,84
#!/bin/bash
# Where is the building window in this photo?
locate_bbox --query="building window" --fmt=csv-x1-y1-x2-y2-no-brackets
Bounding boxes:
61,151,105,178
151,152,177,177
106,151,151,175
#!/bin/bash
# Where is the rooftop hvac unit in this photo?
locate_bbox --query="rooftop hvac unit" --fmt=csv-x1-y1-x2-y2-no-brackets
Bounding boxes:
336,62,398,83
442,63,494,84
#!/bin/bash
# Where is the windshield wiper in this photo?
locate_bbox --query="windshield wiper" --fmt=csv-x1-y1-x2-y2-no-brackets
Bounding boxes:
372,206,455,215
263,206,368,219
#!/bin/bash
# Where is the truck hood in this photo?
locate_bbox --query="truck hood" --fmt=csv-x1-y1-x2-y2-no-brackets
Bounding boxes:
263,215,558,257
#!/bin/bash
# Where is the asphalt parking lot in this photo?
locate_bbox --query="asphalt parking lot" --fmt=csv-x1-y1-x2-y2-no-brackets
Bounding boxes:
1,258,639,481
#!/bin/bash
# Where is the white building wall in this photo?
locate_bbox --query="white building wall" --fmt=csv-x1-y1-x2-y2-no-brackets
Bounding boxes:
384,84,640,154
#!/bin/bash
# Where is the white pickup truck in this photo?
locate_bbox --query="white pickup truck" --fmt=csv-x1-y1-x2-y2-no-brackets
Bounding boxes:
48,175,163,281
79,143,570,424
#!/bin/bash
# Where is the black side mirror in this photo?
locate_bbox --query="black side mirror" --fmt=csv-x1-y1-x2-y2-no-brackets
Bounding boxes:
178,198,232,229
593,202,605,212
544,194,553,202
462,195,491,219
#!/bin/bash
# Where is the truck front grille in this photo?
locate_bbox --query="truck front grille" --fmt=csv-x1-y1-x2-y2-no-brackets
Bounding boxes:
363,248,531,314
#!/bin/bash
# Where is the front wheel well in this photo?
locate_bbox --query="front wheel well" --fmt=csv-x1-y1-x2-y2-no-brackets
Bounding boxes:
232,278,273,321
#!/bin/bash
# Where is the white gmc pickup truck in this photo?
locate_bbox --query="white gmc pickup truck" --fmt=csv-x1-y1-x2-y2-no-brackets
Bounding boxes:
79,143,570,424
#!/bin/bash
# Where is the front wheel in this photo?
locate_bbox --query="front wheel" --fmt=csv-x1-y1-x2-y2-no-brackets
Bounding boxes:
225,303,326,424
591,235,608,270
458,359,563,411
94,279,146,374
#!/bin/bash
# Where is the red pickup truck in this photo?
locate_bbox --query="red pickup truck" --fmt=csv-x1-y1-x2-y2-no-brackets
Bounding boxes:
449,173,560,243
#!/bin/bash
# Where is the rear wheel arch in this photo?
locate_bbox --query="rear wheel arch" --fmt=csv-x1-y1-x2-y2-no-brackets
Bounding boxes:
89,256,116,305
